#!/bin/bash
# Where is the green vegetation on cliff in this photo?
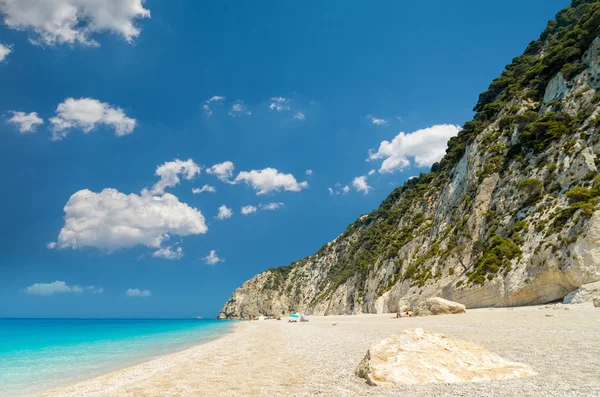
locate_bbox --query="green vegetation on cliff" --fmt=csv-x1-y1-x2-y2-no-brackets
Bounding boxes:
254,0,600,307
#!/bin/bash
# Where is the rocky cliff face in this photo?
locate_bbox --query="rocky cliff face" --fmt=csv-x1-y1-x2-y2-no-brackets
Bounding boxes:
219,1,600,319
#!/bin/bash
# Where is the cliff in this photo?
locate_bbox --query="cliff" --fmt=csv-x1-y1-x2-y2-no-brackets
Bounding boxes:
219,0,600,319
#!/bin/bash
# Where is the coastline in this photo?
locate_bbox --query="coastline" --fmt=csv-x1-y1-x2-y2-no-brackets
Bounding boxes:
7,320,237,397
38,304,600,396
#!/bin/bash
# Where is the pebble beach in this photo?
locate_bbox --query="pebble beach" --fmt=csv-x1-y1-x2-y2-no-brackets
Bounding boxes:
40,304,600,397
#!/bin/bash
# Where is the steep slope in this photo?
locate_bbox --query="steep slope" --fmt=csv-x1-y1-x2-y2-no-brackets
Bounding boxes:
219,0,600,319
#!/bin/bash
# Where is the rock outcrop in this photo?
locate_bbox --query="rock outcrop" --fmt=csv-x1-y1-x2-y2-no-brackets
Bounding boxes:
219,1,600,319
563,281,600,304
594,297,600,307
413,297,466,316
356,328,536,386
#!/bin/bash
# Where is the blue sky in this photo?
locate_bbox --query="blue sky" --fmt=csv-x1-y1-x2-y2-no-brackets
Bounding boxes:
0,0,568,318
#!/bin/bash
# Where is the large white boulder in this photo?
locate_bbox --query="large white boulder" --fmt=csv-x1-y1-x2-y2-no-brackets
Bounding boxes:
413,297,466,316
356,328,536,386
563,281,600,304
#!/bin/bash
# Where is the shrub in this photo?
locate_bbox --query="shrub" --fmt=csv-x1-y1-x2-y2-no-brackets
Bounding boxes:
566,186,594,203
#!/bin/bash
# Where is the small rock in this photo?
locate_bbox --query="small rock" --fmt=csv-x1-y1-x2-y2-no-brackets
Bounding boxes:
545,314,555,317
594,297,600,308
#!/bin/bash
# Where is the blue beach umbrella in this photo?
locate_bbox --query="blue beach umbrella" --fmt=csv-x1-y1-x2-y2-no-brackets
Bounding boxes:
290,313,300,318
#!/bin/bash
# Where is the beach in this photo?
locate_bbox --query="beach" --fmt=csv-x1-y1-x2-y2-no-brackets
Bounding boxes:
39,304,600,397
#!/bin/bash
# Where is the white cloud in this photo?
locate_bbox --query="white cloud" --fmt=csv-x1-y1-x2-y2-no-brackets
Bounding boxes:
329,184,350,195
260,202,283,211
367,114,387,125
215,204,233,220
305,169,312,175
206,161,235,182
353,176,371,195
234,168,308,195
368,169,376,176
0,42,11,61
0,0,150,46
269,97,290,112
55,188,207,251
151,159,201,195
368,124,461,173
241,205,257,215
25,281,103,296
294,112,305,121
203,96,225,116
192,185,216,194
50,98,136,140
46,242,56,249
126,288,151,297
228,101,251,117
152,245,183,260
7,111,43,133
204,250,222,265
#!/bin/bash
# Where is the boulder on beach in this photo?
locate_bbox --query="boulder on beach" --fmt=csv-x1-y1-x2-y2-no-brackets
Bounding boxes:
594,297,600,308
563,281,600,304
356,328,536,386
413,297,466,316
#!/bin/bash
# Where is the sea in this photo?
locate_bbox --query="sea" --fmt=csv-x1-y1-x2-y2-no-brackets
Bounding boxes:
0,318,234,397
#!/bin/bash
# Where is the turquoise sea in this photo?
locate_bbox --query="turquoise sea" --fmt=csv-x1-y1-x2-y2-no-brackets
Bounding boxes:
0,318,233,397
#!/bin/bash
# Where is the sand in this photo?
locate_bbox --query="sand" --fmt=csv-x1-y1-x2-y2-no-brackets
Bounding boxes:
39,304,600,397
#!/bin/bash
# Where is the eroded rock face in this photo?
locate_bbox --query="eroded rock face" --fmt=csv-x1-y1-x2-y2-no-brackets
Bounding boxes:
413,297,466,316
356,329,536,386
218,13,600,320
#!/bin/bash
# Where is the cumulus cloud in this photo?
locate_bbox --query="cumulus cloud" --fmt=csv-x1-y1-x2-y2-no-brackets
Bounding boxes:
269,97,290,112
215,205,233,220
46,242,56,249
353,176,371,195
228,101,251,117
126,288,151,297
7,111,43,133
328,187,333,195
368,169,376,176
25,281,103,296
260,202,283,211
192,185,216,194
152,245,183,260
0,42,11,61
204,250,222,265
54,188,207,251
206,161,235,182
305,169,312,175
203,96,225,116
294,112,305,120
0,0,150,46
241,205,257,215
151,159,201,195
368,124,461,173
234,168,308,195
367,114,387,125
50,98,136,140
342,185,350,194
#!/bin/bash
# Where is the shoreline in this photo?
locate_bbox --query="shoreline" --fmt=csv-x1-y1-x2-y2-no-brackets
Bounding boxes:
39,304,600,396
22,322,237,397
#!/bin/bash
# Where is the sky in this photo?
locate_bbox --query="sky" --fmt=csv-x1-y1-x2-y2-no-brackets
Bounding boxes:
0,0,569,318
